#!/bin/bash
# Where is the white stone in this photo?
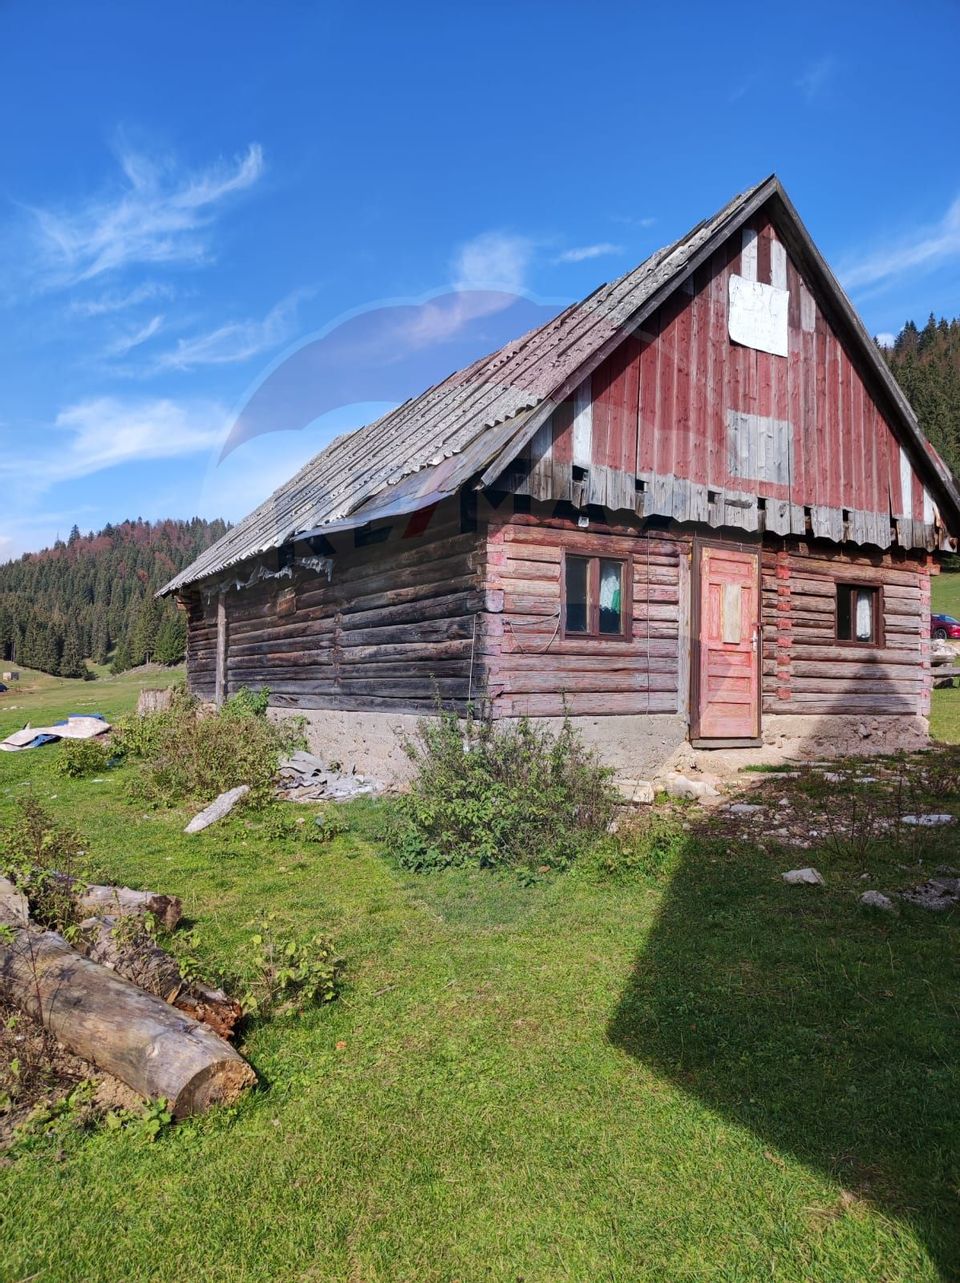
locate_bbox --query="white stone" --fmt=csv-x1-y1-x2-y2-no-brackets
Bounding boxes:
782,867,824,886
727,803,763,816
902,814,954,827
660,772,720,801
859,890,895,912
184,784,250,834
616,779,655,805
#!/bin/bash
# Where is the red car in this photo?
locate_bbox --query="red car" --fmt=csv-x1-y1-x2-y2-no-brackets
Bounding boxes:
931,613,960,639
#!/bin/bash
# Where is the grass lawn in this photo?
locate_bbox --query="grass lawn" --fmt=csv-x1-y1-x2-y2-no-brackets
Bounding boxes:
0,674,958,1281
932,569,960,620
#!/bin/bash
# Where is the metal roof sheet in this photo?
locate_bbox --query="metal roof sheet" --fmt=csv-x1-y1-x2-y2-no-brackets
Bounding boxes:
163,180,768,593
162,173,960,594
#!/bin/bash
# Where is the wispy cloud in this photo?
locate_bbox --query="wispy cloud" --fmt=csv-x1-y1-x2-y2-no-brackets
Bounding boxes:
453,231,534,294
51,396,227,478
0,396,227,489
70,281,176,317
610,214,656,230
796,55,836,101
103,313,165,358
554,242,623,264
840,194,960,291
147,292,302,371
30,142,264,286
875,331,897,348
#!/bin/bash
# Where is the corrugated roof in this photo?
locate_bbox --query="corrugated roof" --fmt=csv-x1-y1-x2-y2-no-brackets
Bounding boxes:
163,172,960,595
162,179,769,593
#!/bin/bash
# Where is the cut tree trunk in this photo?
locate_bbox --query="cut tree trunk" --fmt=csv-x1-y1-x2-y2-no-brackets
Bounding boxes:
77,915,243,1040
49,875,183,932
0,923,255,1116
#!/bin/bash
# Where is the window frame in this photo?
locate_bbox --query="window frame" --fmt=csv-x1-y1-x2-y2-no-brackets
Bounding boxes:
835,581,883,648
560,549,633,641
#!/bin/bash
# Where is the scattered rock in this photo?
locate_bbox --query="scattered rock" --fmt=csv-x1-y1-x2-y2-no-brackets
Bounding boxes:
277,752,379,802
782,867,824,886
616,779,655,805
859,890,896,912
184,784,251,833
727,802,763,816
899,876,960,912
0,876,29,925
659,772,720,801
902,814,955,827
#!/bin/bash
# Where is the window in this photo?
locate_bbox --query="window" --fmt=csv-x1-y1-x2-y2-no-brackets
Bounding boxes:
836,583,880,645
564,553,630,638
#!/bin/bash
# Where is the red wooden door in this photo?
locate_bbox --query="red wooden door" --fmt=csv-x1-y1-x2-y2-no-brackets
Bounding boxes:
696,546,760,739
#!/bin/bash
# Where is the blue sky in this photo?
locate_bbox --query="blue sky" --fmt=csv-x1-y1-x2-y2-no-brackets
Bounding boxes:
0,0,958,558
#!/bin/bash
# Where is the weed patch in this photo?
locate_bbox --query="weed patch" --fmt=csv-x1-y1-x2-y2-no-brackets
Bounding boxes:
115,686,305,809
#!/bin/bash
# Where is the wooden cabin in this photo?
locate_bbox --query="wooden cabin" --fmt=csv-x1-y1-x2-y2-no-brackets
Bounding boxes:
162,176,960,780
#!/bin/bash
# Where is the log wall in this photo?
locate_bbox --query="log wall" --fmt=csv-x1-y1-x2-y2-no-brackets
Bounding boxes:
185,497,933,729
759,543,933,717
184,501,484,714
482,510,689,719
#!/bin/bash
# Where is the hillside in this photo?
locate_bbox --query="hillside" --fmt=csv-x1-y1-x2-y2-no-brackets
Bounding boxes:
0,518,228,677
884,314,960,480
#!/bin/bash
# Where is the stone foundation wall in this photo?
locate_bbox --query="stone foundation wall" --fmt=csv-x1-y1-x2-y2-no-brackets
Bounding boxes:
271,706,928,790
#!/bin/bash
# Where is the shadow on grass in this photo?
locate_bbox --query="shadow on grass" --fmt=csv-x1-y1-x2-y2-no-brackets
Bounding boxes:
607,817,960,1280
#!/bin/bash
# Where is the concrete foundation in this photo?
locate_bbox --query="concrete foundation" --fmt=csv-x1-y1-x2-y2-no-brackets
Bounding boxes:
271,704,931,789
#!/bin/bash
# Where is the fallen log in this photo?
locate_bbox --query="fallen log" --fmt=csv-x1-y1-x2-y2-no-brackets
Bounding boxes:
77,915,243,1040
47,875,182,931
0,923,255,1117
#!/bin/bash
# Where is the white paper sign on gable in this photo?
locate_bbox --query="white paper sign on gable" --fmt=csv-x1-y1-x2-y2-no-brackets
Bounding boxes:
728,274,789,358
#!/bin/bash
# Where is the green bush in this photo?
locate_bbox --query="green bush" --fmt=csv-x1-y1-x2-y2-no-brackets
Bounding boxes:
388,710,616,872
55,738,113,779
239,914,344,1017
115,686,305,808
0,797,91,930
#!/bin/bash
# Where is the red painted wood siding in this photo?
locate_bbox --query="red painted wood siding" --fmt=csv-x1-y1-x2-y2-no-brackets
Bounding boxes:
552,215,928,523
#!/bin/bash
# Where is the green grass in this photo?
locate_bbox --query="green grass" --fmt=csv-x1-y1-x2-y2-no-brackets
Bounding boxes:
0,676,958,1281
932,568,960,619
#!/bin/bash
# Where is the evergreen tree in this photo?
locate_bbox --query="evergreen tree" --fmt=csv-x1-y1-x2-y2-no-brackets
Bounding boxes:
0,517,227,678
154,610,187,665
59,626,86,678
110,636,133,675
130,593,162,665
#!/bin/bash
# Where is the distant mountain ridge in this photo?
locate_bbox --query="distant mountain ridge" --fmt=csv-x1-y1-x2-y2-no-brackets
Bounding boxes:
0,517,229,677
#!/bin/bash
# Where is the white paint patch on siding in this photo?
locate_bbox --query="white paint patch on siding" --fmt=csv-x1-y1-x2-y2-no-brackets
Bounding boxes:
728,275,789,358
923,487,935,525
770,238,788,290
572,377,593,467
727,410,794,484
899,446,914,517
800,283,816,333
740,227,758,282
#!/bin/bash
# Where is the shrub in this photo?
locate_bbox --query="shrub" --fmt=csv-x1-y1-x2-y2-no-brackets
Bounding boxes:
0,797,91,930
388,710,616,872
115,686,305,808
239,914,344,1017
55,737,113,779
